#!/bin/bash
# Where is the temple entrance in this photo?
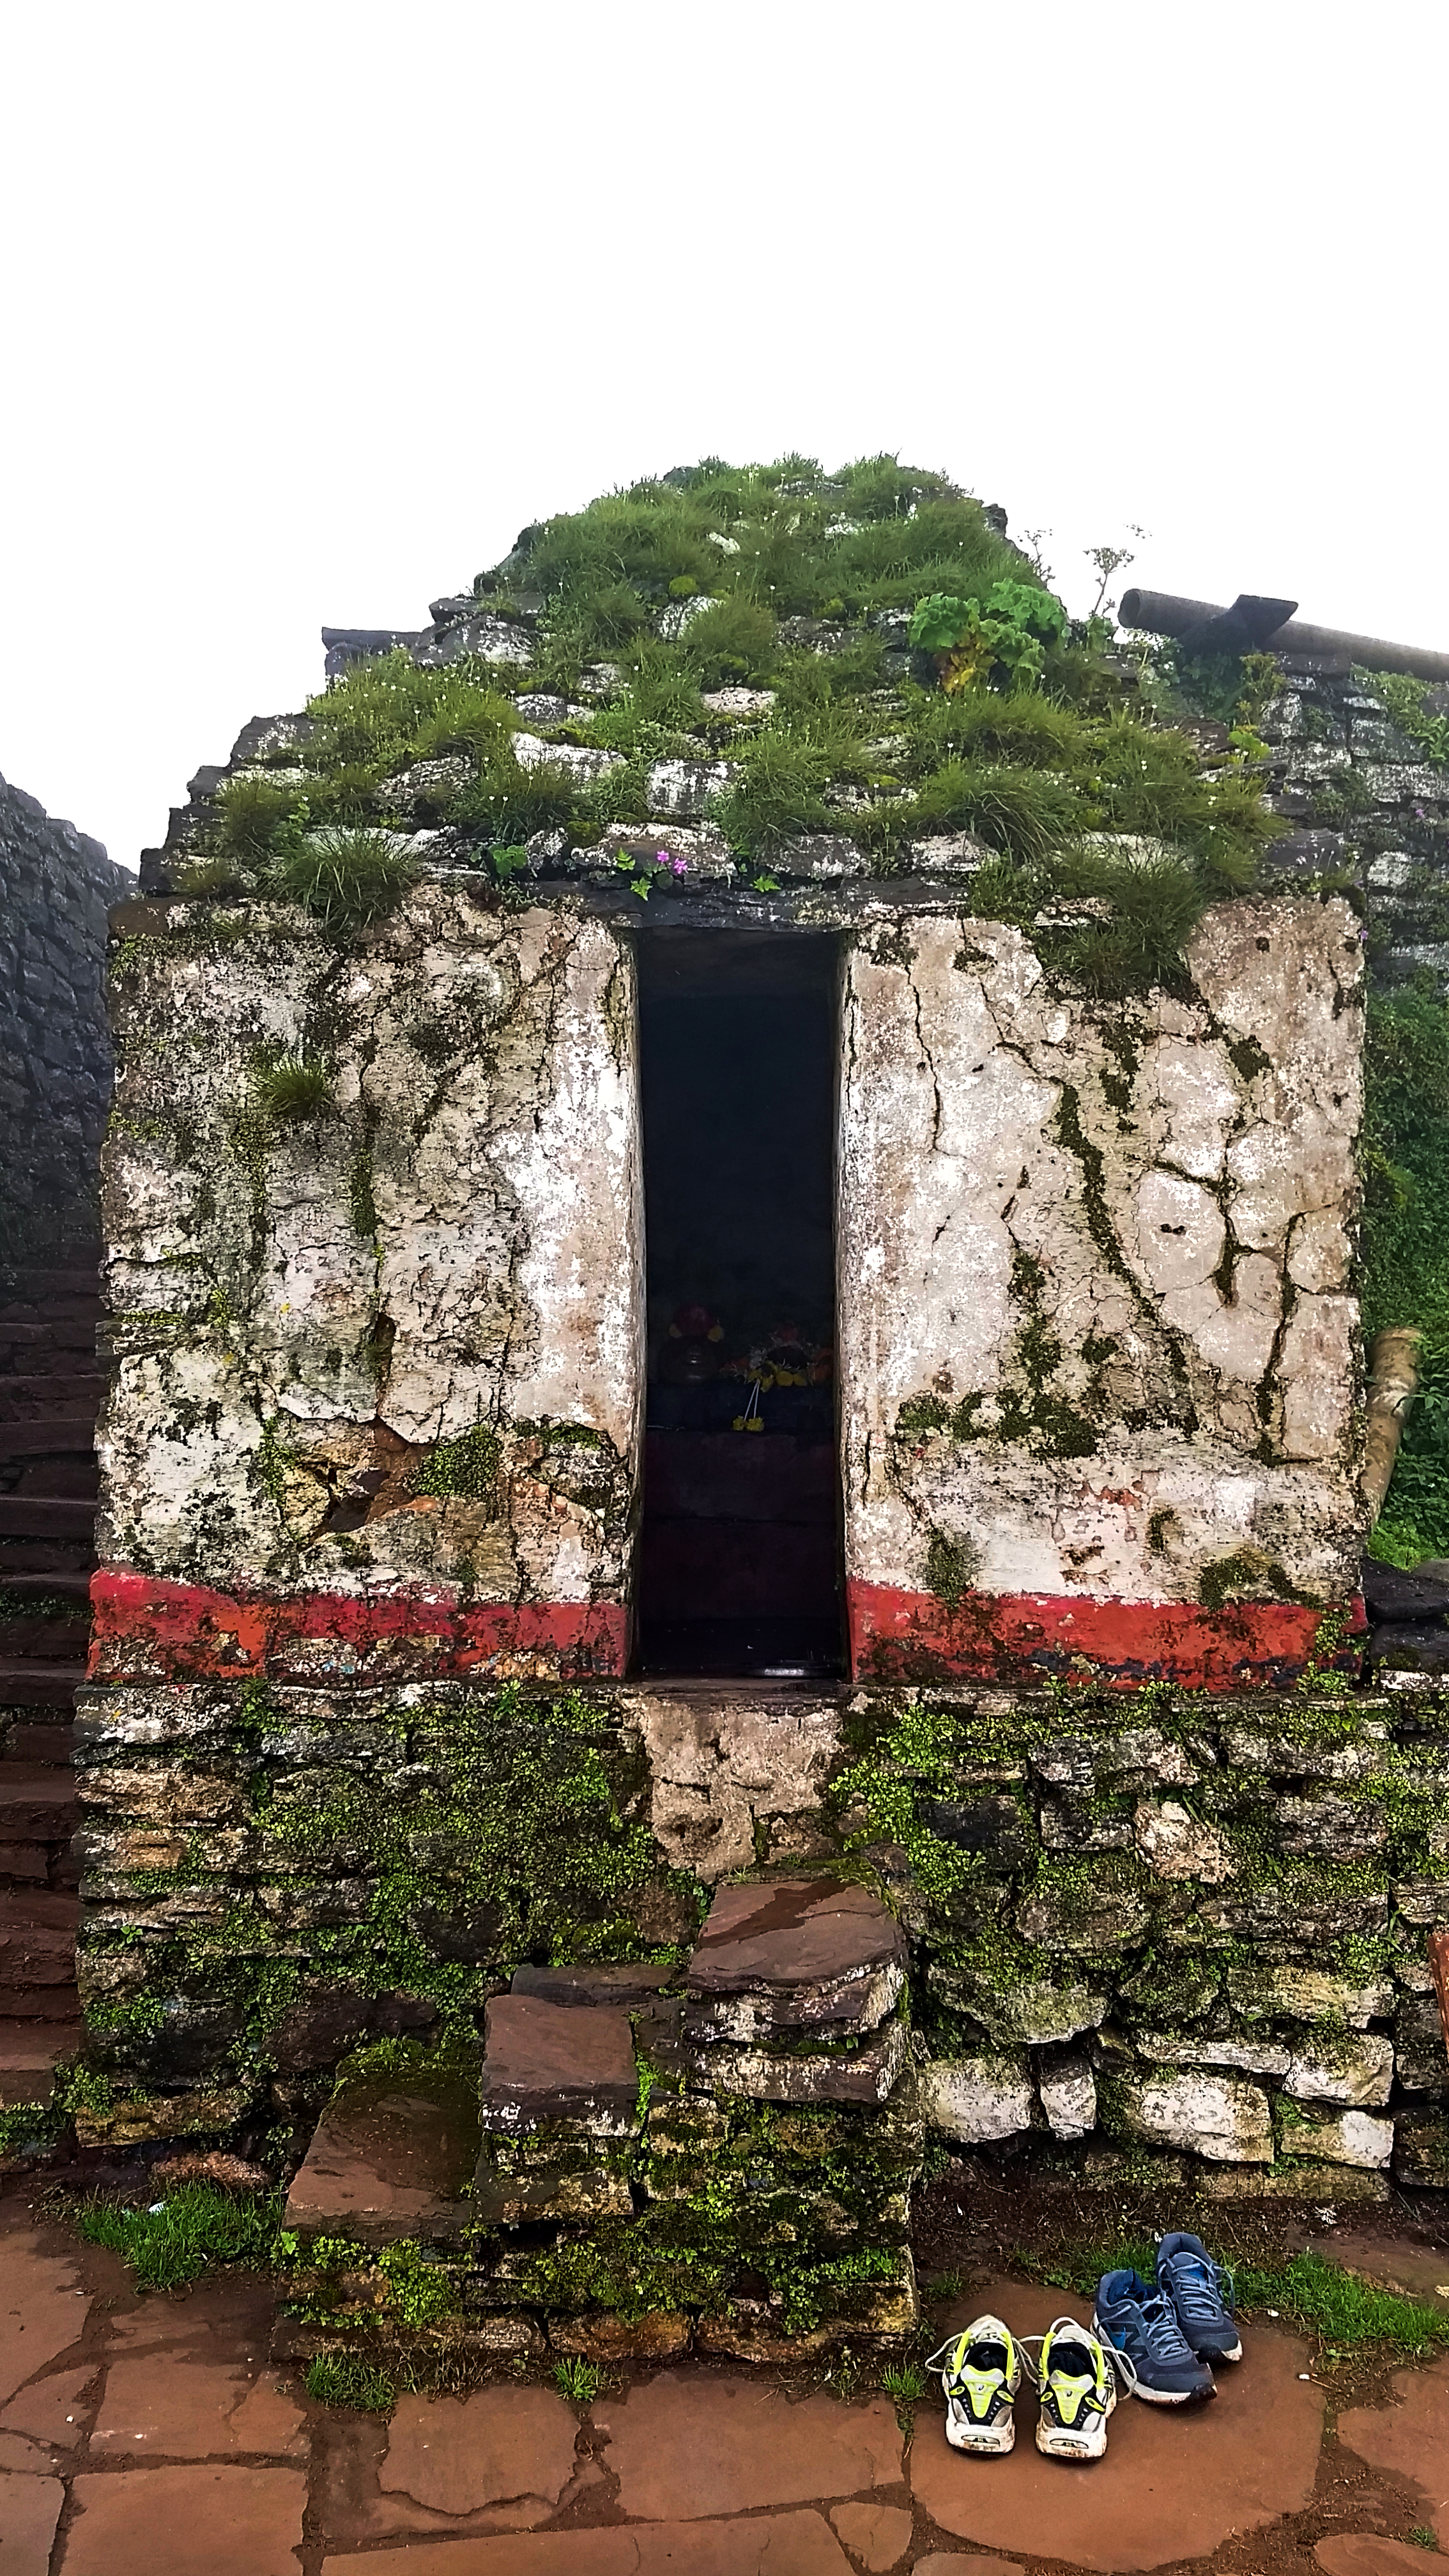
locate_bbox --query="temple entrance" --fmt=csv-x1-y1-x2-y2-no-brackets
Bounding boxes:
633,930,842,1678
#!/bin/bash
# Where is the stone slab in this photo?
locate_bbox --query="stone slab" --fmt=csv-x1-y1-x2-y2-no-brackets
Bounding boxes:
0,2359,95,2446
686,1878,906,2023
284,2067,480,2248
510,1963,676,2007
688,2017,909,2105
63,2464,307,2576
591,2371,901,2518
380,2385,578,2517
479,1995,638,2133
1318,2542,1449,2576
92,2352,306,2455
0,2232,89,2408
830,2499,915,2569
0,2471,63,2576
910,2278,1323,2572
1338,2358,1449,2542
321,2513,853,2573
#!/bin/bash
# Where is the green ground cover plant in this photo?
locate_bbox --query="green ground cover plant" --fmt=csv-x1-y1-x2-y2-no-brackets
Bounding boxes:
304,2349,396,2412
1361,981,1449,1561
72,2181,285,2291
1023,2241,1449,2360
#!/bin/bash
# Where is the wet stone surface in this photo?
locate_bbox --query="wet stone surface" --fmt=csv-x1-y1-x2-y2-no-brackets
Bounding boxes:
6,2197,1449,2575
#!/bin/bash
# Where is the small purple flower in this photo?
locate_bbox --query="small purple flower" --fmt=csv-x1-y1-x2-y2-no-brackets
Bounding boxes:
668,853,688,877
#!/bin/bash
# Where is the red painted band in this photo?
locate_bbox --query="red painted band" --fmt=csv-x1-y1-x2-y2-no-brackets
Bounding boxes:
88,1569,628,1683
847,1580,1365,1689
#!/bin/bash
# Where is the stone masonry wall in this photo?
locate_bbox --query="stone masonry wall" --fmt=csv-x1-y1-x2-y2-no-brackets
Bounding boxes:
0,772,128,1259
94,886,643,1679
71,1671,1449,2196
838,897,1366,1683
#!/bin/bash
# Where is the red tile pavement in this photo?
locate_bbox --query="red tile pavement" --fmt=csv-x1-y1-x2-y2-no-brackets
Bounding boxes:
1338,2359,1449,2544
590,2370,902,2518
319,2513,856,2572
909,2278,1325,2573
3,2198,1449,2576
61,2463,307,2575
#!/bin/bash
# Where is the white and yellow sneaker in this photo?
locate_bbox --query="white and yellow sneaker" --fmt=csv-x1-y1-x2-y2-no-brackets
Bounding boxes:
925,2314,1026,2455
1031,2316,1129,2460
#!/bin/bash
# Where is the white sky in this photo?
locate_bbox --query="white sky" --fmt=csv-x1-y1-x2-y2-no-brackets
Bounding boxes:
3,0,1445,874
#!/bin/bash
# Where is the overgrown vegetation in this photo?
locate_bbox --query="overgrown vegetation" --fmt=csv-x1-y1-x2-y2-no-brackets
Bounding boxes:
304,2349,397,2412
1362,982,1449,1561
72,2181,284,2291
185,452,1287,995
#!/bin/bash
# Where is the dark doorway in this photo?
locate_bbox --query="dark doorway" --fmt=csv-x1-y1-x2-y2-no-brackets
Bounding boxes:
634,930,842,1679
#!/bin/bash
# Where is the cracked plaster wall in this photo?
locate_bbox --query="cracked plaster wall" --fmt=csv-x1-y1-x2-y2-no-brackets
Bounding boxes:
838,898,1365,1627
97,889,643,1662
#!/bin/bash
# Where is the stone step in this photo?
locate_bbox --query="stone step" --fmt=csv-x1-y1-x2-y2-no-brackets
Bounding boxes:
0,1501,96,1538
0,1614,90,1659
0,1987,80,2021
479,1994,639,2136
0,1890,79,1934
0,2019,77,2106
0,1264,102,1298
0,1321,99,1353
0,1420,96,1457
6,1460,100,1499
510,1963,677,2009
2,1723,76,1766
284,2059,481,2248
0,1663,84,1708
0,1377,104,1422
685,1876,908,2043
0,1767,80,1839
0,1545,97,1583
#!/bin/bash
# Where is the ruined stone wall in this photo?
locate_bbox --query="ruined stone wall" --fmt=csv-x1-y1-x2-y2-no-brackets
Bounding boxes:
71,1669,1449,2195
0,771,128,1259
94,885,643,1680
94,880,1365,1694
838,898,1366,1684
1257,673,1449,989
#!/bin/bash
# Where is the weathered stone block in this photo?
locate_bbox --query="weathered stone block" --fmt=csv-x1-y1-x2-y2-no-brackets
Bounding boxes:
1282,2032,1394,2107
1393,2108,1449,2185
1110,2070,1274,2163
689,2020,908,2107
923,2053,1034,2143
930,1965,1108,2048
1394,1992,1449,2098
685,1878,907,2036
1036,2051,1097,2140
1227,1963,1395,2030
1278,2103,1393,2170
1133,1800,1234,1883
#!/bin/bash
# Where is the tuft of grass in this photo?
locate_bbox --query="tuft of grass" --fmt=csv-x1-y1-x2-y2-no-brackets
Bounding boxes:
879,2363,926,2402
1234,2253,1449,2358
1407,2531,1439,2550
553,2356,604,2405
709,730,833,857
269,827,420,930
73,2182,284,2292
305,2349,396,2413
680,593,778,687
208,773,309,863
909,759,1080,866
1022,2240,1449,2361
173,854,250,898
253,1054,334,1124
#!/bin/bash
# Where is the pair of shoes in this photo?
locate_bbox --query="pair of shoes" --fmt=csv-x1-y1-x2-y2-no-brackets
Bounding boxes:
1094,2232,1241,2404
925,2313,1135,2462
924,2236,1240,2464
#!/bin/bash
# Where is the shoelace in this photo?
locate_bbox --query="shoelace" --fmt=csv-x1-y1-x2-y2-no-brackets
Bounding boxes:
1021,2323,1140,2400
1127,2288,1200,2362
924,2336,1024,2391
1163,2253,1235,2326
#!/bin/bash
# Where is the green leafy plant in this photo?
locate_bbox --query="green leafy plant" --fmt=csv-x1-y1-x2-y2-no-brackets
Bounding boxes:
304,2349,396,2412
269,827,420,930
1370,671,1449,766
553,2356,604,2405
909,580,1068,691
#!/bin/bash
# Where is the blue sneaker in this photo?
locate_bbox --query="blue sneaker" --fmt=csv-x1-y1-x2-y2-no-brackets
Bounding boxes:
1157,2230,1242,2364
1093,2269,1216,2404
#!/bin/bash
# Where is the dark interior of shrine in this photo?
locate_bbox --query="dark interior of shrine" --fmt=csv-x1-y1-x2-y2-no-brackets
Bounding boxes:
633,928,842,1678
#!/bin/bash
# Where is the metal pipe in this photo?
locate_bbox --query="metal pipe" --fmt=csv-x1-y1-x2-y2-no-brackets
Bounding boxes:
1119,587,1449,684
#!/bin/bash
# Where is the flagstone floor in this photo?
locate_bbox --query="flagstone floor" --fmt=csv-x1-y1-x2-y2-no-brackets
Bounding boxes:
1,2193,1447,2576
